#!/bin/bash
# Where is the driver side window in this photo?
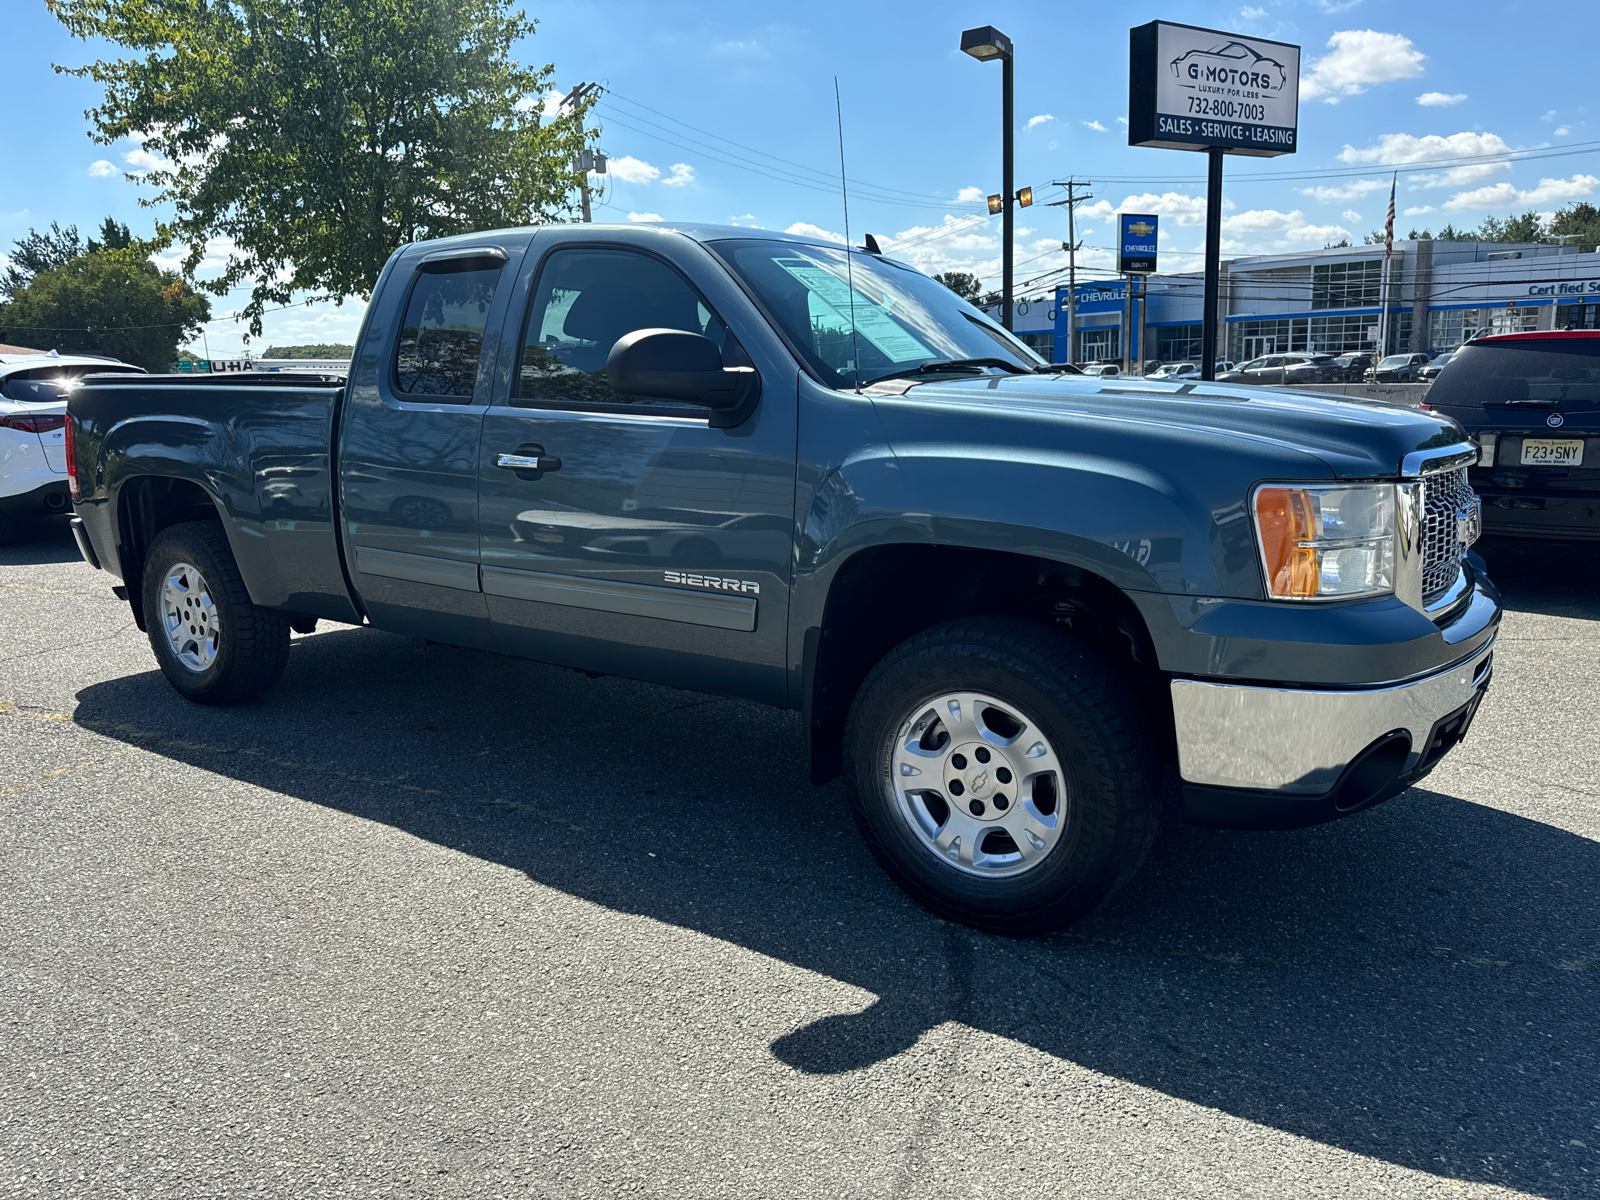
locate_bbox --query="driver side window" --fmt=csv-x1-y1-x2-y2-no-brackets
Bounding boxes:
514,246,727,410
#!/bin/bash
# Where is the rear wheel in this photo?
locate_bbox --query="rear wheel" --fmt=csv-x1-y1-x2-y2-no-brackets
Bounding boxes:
843,617,1157,935
142,522,290,705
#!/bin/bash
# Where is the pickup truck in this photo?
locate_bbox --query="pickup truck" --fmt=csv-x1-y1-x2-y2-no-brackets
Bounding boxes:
66,222,1500,933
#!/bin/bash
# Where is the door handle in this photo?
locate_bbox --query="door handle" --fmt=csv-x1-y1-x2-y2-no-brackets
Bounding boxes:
496,451,562,473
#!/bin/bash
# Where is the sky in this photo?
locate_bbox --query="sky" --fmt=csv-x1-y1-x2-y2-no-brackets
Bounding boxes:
2,0,1595,358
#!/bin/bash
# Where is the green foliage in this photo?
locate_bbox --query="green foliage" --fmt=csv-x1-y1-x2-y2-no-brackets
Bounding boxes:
87,217,133,252
261,343,355,359
1474,210,1547,243
1550,202,1600,253
932,271,982,304
1,222,83,299
0,253,211,370
49,0,593,333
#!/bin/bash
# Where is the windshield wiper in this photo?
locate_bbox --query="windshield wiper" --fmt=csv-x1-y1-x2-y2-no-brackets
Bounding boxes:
862,357,1032,386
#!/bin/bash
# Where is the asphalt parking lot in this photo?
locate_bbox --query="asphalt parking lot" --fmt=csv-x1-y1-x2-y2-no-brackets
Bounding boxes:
2,521,1597,1199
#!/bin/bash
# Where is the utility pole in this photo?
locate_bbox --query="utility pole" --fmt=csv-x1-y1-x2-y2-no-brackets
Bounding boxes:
562,82,602,223
1048,179,1093,365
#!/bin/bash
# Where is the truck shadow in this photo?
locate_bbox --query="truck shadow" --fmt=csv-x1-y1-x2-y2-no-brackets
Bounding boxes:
72,629,1597,1198
0,517,80,566
1478,537,1600,620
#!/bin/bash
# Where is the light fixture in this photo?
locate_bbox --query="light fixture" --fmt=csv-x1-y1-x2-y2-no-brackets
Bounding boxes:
960,25,1013,61
987,194,1003,215
1016,186,1033,208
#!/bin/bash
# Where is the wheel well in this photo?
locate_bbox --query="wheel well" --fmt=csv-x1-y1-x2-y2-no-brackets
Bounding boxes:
804,544,1170,784
115,476,224,630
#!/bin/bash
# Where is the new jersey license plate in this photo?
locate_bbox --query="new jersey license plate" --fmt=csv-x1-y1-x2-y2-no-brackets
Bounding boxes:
1520,438,1584,466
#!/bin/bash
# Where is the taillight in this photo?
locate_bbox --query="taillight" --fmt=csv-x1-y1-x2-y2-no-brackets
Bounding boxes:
1,413,66,433
64,416,79,498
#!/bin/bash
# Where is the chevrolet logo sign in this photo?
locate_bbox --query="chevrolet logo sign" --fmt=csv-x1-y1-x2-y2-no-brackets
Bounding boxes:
1128,221,1155,237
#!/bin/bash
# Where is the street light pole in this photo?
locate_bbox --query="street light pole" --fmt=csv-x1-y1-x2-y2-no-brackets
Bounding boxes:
961,26,1015,330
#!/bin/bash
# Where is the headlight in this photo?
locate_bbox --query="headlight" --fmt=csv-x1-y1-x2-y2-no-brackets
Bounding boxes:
1253,483,1395,600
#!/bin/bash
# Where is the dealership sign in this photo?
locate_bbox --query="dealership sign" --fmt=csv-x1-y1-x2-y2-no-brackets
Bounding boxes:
1056,281,1128,316
1119,214,1158,274
1128,21,1300,158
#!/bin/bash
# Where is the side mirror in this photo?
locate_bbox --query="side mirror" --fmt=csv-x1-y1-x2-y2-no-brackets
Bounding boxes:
606,328,760,428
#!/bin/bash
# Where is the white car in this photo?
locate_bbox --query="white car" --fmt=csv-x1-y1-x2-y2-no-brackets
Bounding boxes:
1078,363,1122,377
0,351,145,540
1147,361,1235,380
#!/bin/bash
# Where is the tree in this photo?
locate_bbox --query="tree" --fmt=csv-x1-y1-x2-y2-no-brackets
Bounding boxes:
50,0,593,333
1473,210,1546,243
1550,202,1600,253
87,217,133,253
932,271,983,305
262,343,355,359
0,253,211,370
1,222,83,299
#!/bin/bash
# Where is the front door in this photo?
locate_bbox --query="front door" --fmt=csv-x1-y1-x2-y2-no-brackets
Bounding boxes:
476,238,796,703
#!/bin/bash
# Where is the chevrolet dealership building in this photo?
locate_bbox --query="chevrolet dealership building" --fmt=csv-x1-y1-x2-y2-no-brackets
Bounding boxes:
994,240,1600,365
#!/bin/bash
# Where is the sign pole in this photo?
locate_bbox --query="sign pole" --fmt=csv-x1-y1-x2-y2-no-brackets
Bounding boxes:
1137,275,1148,374
1122,275,1132,374
1201,148,1224,380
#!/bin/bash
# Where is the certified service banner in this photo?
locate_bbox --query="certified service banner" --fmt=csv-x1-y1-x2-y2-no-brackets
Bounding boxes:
1128,21,1300,158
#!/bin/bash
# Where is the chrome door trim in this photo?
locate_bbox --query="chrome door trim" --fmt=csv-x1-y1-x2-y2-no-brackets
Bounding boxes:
353,545,481,592
481,565,757,632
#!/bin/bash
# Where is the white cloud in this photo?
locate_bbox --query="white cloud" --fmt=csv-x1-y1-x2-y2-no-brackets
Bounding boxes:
1313,0,1363,10
87,160,117,178
1554,125,1572,137
1026,114,1055,130
1417,92,1466,107
607,155,661,184
662,163,694,187
1221,209,1349,245
1343,209,1363,222
1077,200,1115,222
518,88,566,119
1238,6,1267,17
784,222,845,244
1541,110,1558,122
149,235,241,275
1338,130,1513,187
1404,205,1435,216
1299,178,1386,202
1443,174,1599,211
956,186,986,203
124,146,169,175
1083,120,1108,132
1115,116,1128,126
626,212,663,223
1301,31,1425,102
1101,192,1228,226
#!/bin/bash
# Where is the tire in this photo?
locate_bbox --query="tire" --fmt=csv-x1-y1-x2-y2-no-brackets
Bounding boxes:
141,521,290,705
842,617,1157,935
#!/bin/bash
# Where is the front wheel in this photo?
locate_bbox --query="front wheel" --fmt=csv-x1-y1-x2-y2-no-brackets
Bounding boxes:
843,617,1158,935
141,521,290,705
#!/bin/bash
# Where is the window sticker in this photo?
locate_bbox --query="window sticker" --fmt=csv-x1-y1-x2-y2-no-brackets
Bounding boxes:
773,256,932,363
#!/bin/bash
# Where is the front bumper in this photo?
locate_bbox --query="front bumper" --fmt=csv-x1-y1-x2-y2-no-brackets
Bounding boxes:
1172,637,1495,829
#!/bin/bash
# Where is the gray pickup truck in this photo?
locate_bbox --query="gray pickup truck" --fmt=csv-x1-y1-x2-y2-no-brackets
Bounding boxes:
66,223,1499,933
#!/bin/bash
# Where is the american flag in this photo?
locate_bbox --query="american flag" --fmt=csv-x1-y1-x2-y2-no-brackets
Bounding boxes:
1384,173,1397,260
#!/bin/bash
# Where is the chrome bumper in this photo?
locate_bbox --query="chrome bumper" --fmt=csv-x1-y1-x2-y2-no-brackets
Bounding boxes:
1171,638,1495,795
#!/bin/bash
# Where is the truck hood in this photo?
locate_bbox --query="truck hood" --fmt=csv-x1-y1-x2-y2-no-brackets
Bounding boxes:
870,374,1467,479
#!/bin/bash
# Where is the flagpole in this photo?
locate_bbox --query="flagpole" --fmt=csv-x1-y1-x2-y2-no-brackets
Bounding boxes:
1378,172,1397,357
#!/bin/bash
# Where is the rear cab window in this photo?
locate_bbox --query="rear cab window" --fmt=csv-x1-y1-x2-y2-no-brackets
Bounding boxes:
393,261,505,401
1430,339,1600,410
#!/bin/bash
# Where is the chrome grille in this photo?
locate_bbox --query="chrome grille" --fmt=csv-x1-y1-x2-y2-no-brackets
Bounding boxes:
1420,466,1476,601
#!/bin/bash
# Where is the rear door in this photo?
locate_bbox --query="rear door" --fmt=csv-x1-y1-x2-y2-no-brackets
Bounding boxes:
474,231,798,704
338,239,526,644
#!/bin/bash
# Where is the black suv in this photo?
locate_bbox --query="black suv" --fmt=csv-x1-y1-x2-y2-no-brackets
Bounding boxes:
1331,353,1373,382
1426,330,1600,542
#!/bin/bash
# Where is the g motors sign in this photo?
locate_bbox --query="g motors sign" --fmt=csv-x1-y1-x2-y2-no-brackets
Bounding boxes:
1119,214,1158,274
1128,21,1300,158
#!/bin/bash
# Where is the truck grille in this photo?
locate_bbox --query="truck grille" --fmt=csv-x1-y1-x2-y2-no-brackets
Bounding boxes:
1421,467,1476,601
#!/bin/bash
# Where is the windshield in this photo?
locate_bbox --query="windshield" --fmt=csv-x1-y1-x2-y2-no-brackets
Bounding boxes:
1379,355,1410,366
710,239,1045,388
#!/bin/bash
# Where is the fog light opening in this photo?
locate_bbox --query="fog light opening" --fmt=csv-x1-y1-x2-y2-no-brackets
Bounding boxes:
1334,732,1412,813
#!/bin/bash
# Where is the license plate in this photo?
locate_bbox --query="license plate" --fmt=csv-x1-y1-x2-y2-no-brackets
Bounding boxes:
1520,438,1583,466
